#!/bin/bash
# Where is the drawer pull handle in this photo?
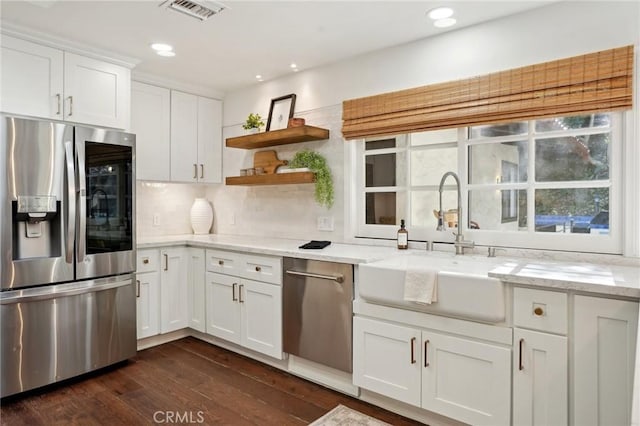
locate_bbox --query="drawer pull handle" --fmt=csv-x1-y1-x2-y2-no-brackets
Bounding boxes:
533,307,544,316
238,284,244,303
56,93,61,115
519,338,524,371
424,340,430,367
163,253,168,271
232,283,238,301
136,280,140,298
255,266,261,272
143,258,149,264
410,337,416,364
218,260,224,266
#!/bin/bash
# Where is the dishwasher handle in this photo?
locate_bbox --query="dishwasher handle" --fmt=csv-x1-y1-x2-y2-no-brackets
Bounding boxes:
285,269,344,284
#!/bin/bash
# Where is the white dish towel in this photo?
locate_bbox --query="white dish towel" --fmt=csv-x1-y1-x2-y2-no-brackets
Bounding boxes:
403,268,438,304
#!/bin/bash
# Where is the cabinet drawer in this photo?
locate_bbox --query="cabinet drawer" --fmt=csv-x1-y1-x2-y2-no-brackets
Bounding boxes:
206,249,241,275
137,249,159,273
514,287,567,335
241,254,282,285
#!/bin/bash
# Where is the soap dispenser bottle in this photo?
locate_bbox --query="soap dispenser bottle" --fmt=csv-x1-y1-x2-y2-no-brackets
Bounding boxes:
397,219,408,250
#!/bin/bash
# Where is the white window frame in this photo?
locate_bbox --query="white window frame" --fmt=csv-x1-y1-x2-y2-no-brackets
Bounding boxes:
352,113,623,255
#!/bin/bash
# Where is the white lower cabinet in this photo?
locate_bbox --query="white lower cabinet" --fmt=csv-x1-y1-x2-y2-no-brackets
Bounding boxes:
205,271,282,359
353,317,421,406
353,316,510,425
187,248,206,333
573,295,639,426
513,328,567,426
160,247,188,333
136,270,160,339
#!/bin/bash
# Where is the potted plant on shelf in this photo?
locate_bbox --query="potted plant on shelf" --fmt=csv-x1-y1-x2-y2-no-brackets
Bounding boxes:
289,149,334,209
242,113,265,134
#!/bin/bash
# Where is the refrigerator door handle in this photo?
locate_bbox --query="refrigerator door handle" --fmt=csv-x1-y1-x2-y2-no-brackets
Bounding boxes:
75,141,86,263
0,277,132,305
64,141,76,264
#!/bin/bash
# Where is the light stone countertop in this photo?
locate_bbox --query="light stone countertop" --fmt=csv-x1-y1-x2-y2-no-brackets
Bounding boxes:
138,234,640,298
489,259,640,299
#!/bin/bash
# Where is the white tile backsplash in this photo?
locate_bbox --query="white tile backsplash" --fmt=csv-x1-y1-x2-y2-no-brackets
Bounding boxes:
136,182,207,237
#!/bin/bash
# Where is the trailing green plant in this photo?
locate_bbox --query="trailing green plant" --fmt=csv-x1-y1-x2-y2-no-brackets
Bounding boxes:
289,149,334,209
242,113,264,130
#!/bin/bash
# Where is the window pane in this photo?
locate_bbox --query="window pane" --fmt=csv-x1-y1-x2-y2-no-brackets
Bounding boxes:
535,114,610,132
411,128,458,146
535,132,610,182
468,189,527,231
366,153,406,187
410,146,457,186
365,136,406,150
366,192,406,225
535,188,609,234
468,141,528,184
469,122,528,139
411,190,458,228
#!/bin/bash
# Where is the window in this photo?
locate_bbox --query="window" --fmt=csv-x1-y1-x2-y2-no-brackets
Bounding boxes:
353,113,622,253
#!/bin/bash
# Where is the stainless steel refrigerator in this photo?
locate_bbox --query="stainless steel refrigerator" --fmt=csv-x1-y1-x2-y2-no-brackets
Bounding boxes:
1,116,137,397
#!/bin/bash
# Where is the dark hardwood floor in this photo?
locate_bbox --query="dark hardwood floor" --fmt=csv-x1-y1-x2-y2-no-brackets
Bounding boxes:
1,337,424,425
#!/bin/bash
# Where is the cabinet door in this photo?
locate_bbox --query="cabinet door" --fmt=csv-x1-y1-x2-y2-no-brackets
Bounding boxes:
136,271,160,339
63,52,130,129
205,272,241,345
353,317,421,407
0,35,63,119
422,332,511,426
573,296,639,426
159,248,188,333
197,97,222,184
513,328,567,426
187,248,206,333
240,279,282,359
170,90,198,182
130,82,171,181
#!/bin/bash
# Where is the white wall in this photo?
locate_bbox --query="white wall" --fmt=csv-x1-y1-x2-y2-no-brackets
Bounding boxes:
205,1,639,247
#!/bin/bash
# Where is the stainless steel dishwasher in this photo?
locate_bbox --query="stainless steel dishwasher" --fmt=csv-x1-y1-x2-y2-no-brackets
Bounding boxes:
283,257,354,373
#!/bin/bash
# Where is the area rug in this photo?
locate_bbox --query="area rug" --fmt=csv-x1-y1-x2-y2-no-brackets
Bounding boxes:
309,404,391,425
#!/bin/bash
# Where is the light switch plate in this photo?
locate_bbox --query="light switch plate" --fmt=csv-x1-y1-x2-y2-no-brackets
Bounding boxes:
153,213,160,226
317,216,334,231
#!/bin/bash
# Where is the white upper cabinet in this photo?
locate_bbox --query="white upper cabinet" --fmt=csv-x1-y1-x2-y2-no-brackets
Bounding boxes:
0,35,63,119
197,96,222,184
130,82,171,181
64,52,130,129
170,90,222,183
0,35,131,129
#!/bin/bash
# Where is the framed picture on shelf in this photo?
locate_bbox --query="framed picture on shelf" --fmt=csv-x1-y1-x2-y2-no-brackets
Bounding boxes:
266,93,296,131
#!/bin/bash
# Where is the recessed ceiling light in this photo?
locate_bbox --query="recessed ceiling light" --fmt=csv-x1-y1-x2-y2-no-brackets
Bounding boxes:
434,17,457,28
427,7,454,20
290,63,297,69
157,50,176,57
255,74,262,79
151,43,173,52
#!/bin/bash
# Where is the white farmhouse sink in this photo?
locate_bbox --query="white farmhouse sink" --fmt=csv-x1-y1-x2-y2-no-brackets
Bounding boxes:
358,253,506,323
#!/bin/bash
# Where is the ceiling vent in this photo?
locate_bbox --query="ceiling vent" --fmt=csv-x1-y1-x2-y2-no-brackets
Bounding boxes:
160,0,227,21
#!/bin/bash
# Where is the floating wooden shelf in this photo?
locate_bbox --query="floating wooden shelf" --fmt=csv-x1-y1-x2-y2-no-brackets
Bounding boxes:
225,172,315,186
226,125,330,149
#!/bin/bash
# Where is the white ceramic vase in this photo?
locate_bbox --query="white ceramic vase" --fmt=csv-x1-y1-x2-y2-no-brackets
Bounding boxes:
190,198,213,234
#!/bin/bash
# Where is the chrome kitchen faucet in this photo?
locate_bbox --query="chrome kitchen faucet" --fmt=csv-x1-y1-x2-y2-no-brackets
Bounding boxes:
437,171,475,255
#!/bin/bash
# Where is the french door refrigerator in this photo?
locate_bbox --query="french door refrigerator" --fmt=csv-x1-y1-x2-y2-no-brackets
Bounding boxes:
1,115,137,397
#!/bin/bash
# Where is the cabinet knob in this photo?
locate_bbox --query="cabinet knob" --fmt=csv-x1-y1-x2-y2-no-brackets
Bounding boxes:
143,258,149,264
255,266,261,272
218,260,224,266
533,306,544,316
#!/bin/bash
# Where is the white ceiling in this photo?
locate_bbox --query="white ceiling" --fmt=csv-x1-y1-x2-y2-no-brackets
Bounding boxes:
0,1,554,94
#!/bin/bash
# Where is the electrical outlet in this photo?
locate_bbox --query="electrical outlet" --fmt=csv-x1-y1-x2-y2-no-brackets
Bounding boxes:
317,216,334,232
153,214,160,226
229,212,236,225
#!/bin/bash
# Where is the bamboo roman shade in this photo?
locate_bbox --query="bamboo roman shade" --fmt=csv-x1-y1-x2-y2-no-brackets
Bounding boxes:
342,46,634,139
